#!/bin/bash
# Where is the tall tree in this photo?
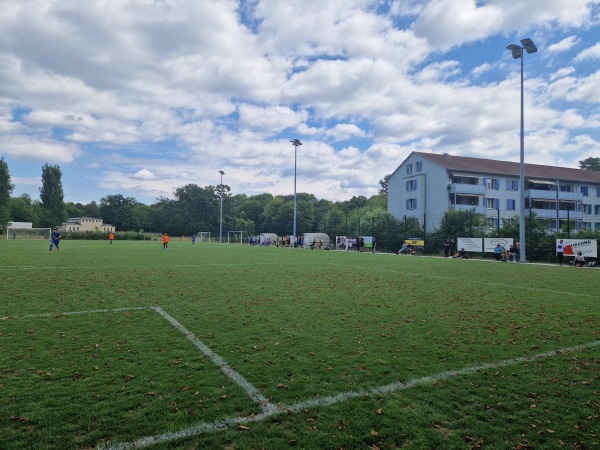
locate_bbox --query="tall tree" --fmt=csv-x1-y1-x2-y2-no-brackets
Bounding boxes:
174,184,221,234
378,174,391,194
9,195,35,222
39,163,67,227
84,201,100,218
99,194,137,225
579,157,600,171
0,157,14,209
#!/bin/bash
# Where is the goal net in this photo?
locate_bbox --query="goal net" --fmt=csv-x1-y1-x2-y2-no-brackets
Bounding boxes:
197,232,211,242
7,227,52,240
227,231,248,244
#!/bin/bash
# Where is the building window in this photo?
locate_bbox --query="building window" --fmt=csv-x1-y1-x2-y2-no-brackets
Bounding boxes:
486,178,499,190
486,198,499,209
580,204,592,214
406,179,417,191
560,185,571,192
506,180,519,191
406,198,417,210
596,187,600,197
406,164,413,174
506,199,516,210
595,205,600,215
416,161,422,172
581,186,588,196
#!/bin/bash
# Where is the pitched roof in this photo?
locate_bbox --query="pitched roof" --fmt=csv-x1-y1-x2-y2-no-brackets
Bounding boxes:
416,152,600,184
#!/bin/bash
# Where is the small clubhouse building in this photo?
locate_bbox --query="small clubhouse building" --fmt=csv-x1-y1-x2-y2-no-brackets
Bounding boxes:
60,217,115,233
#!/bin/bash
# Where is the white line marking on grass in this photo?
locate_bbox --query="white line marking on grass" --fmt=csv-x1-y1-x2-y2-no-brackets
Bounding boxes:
286,339,600,411
1,306,150,321
100,339,600,450
151,306,277,414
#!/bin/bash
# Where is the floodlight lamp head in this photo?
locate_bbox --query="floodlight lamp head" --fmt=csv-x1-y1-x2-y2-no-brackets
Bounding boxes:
520,38,537,54
290,138,302,147
218,170,225,175
506,44,522,59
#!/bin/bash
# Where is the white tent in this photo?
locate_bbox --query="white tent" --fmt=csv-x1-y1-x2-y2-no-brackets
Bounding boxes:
302,233,331,249
259,233,279,245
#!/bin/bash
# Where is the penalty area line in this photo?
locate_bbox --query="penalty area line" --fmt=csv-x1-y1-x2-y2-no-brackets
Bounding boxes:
100,338,600,450
151,306,277,414
1,306,151,321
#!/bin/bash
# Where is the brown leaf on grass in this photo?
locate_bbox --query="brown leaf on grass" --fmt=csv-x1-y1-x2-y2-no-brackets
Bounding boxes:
377,408,382,414
433,424,451,435
11,416,29,422
239,425,250,430
371,430,379,436
471,439,484,449
219,395,227,400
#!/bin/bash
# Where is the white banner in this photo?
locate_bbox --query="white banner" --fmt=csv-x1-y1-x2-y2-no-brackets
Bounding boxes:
557,239,597,258
484,238,514,253
457,237,482,253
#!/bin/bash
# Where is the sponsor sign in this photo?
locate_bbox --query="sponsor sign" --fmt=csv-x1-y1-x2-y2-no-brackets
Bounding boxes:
457,237,482,253
484,238,514,253
557,239,597,258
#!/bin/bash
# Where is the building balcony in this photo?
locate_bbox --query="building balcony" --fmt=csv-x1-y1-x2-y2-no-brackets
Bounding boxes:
450,204,486,215
529,208,583,220
526,189,583,202
448,183,486,195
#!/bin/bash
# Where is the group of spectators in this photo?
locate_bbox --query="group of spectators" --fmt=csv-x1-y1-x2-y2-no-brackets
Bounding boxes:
492,242,521,262
336,236,366,252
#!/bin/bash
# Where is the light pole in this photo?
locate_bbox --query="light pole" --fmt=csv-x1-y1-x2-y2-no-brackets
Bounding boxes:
290,139,302,247
506,38,537,263
218,170,225,243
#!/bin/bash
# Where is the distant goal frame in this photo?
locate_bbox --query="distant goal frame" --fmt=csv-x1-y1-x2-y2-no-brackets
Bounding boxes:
227,231,248,244
197,232,211,242
7,227,52,240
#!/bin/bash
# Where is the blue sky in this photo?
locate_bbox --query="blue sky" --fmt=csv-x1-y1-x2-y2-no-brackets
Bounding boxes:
1,0,599,205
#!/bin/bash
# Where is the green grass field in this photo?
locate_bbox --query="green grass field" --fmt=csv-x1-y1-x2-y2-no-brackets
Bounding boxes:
1,239,598,449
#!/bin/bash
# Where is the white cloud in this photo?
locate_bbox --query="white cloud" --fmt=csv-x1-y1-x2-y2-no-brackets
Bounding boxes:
1,0,599,204
573,42,600,62
132,169,156,180
547,36,580,54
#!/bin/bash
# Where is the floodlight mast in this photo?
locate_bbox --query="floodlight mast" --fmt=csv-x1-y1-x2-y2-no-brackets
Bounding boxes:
219,170,225,243
506,38,537,263
290,139,302,248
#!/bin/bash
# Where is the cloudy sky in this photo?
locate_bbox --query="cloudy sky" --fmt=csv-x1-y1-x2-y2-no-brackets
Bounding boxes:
1,0,599,205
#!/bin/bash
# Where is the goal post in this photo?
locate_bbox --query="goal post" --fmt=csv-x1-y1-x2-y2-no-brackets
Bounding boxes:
197,232,211,242
7,227,52,240
227,231,248,244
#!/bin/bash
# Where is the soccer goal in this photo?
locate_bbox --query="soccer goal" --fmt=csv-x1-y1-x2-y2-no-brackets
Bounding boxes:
227,231,248,244
7,227,52,240
197,232,211,242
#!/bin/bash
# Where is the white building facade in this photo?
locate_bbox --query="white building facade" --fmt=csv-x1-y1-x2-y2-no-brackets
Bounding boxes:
388,152,600,232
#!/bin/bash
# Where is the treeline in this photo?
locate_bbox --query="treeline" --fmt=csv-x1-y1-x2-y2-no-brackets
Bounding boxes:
0,159,399,240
